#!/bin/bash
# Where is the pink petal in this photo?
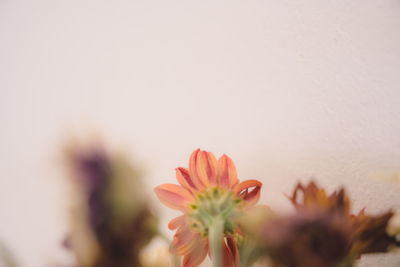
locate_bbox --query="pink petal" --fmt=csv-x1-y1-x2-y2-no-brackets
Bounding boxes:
168,215,186,230
189,149,206,190
196,151,218,186
218,154,239,189
173,226,205,257
154,184,194,212
182,236,208,267
234,180,262,207
172,226,196,254
176,167,197,194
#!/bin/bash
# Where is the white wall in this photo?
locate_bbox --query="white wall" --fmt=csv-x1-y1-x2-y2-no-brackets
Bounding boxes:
1,0,400,266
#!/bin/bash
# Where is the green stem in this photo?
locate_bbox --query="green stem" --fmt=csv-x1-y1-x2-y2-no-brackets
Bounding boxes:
170,244,181,267
209,216,224,267
159,232,181,267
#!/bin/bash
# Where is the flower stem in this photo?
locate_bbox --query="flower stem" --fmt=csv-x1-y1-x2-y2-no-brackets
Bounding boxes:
209,215,224,267
159,232,181,267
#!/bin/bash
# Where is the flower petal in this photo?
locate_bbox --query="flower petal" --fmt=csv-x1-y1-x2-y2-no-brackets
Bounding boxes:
218,154,239,189
168,215,186,230
182,236,208,267
234,180,262,207
172,226,206,257
189,149,206,190
176,167,197,194
172,226,196,254
154,184,194,212
223,237,239,267
196,151,218,186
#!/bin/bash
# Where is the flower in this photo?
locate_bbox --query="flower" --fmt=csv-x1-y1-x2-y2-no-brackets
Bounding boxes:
289,181,399,258
243,181,399,267
63,141,158,267
257,211,353,267
140,245,174,267
388,212,400,237
154,149,262,267
288,181,350,215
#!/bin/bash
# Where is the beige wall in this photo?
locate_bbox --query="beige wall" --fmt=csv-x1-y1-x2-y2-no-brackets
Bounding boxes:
1,0,400,266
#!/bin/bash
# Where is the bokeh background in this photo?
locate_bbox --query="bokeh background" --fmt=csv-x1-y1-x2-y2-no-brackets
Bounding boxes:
1,0,400,266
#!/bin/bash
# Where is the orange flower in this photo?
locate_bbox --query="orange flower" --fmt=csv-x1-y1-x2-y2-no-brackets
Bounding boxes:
154,149,262,267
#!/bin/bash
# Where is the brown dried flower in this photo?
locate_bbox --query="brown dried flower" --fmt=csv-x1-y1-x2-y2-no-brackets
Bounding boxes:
245,181,399,267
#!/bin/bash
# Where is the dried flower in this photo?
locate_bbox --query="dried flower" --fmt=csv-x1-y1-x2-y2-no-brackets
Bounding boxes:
154,149,262,267
351,209,398,256
245,181,398,267
288,181,350,215
289,181,398,258
63,141,158,267
258,212,352,267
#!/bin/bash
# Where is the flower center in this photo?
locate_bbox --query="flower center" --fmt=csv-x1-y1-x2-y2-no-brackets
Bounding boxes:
187,187,242,237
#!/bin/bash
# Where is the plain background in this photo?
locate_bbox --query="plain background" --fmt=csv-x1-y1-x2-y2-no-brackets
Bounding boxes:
1,0,400,266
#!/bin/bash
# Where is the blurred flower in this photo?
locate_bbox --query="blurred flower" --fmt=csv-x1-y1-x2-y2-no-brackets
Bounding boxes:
237,205,275,267
243,181,399,267
370,171,400,186
288,181,350,215
154,149,262,267
140,245,174,267
257,211,352,267
289,181,398,257
63,140,158,267
388,212,400,255
370,171,400,249
388,212,400,237
351,209,397,256
238,205,275,234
